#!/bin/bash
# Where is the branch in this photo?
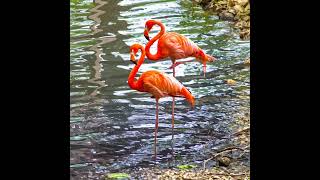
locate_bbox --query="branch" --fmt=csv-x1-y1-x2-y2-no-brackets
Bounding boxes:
232,127,250,136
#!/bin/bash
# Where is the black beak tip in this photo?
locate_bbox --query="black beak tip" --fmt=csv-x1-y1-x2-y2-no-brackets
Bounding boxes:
144,35,150,41
130,60,137,65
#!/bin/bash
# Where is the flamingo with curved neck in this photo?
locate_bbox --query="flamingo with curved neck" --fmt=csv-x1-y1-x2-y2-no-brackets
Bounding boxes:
128,43,195,157
144,19,216,77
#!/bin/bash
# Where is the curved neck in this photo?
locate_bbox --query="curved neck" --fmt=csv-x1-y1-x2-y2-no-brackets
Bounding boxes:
145,21,165,60
128,46,146,90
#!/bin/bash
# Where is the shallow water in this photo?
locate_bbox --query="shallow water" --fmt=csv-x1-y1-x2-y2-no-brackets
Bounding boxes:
70,0,250,179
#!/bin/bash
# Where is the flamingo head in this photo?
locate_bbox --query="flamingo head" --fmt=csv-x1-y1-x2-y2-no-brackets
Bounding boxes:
144,19,161,41
129,44,141,65
194,50,216,77
195,50,216,63
189,95,195,108
184,88,195,108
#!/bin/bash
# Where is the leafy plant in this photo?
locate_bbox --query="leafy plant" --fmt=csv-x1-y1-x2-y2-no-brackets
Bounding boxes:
177,164,197,170
106,173,130,179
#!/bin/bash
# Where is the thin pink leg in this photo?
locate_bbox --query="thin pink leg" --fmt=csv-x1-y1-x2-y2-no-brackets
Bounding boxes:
154,99,159,159
171,97,175,140
171,63,176,140
203,65,206,77
169,59,194,69
173,66,175,77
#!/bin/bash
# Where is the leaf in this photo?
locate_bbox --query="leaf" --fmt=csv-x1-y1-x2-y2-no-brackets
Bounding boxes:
244,58,250,65
177,164,197,170
226,79,236,85
106,173,130,179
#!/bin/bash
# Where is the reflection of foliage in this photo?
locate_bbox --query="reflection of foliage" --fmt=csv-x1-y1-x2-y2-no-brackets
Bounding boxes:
70,0,95,37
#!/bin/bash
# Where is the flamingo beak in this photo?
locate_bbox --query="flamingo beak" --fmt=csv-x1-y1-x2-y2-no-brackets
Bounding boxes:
206,55,216,62
144,28,150,41
130,52,137,65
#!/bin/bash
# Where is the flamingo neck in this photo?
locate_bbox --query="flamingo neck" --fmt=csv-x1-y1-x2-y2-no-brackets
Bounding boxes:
128,46,146,90
145,21,165,60
181,87,195,107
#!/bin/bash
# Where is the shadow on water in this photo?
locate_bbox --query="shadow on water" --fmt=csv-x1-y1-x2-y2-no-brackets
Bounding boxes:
70,0,249,179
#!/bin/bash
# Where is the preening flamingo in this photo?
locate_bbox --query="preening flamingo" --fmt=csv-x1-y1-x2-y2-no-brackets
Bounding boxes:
128,43,195,156
144,19,216,78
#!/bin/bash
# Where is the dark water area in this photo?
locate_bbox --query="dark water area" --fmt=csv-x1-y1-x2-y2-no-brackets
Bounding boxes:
70,0,250,179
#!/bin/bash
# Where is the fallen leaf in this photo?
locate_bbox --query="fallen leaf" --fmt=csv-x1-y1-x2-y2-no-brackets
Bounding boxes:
106,173,130,179
177,164,197,170
226,79,236,85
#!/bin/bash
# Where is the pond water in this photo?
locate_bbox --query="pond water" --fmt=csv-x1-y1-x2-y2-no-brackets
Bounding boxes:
70,0,250,179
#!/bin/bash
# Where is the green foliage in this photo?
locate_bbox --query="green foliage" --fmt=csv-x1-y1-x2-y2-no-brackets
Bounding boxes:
106,173,130,179
177,164,197,170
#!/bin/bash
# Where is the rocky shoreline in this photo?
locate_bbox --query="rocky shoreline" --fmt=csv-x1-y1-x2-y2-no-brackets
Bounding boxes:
193,0,250,40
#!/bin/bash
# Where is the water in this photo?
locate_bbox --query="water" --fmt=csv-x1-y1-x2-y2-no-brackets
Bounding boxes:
70,0,250,179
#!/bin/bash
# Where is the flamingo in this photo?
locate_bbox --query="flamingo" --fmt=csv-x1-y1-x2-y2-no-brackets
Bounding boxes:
143,19,216,78
128,43,195,156
143,20,215,136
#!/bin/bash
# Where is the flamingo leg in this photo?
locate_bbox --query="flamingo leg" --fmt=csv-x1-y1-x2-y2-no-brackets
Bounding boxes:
203,65,206,78
172,66,175,77
170,60,176,149
171,97,175,140
154,98,159,159
171,133,175,162
169,59,194,70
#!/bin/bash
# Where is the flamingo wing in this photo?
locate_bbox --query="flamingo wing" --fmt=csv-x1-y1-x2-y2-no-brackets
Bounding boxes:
143,82,165,99
160,32,199,60
141,70,184,98
158,33,186,60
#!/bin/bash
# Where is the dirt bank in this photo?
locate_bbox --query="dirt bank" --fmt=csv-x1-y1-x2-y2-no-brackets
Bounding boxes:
193,0,250,40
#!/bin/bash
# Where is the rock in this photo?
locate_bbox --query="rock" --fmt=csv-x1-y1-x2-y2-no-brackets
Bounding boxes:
244,58,250,65
194,0,250,40
240,29,250,40
219,11,235,21
234,4,244,12
238,0,249,6
217,156,232,167
228,8,237,15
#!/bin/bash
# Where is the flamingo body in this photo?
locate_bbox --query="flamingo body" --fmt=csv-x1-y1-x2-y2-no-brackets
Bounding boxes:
157,32,204,63
137,70,192,102
128,43,194,106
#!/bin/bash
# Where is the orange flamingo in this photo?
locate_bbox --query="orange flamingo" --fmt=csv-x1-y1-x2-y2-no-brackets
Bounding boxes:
128,43,195,156
144,20,214,136
144,19,216,78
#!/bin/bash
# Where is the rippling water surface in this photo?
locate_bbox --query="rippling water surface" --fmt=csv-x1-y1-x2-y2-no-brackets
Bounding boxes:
70,0,250,179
